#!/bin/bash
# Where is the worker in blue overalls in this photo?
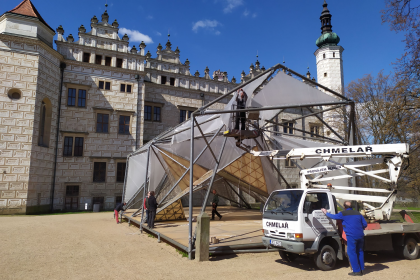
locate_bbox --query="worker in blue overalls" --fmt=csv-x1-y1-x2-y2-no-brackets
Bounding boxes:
322,200,368,276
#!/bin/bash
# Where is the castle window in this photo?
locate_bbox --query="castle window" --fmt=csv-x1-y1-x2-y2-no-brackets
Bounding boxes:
170,77,175,86
83,52,91,63
323,53,326,59
95,55,102,65
105,56,112,66
161,76,167,85
96,113,109,133
63,136,84,156
38,98,52,147
93,162,107,182
310,124,321,138
144,102,163,122
65,185,79,210
118,115,131,135
67,88,87,107
282,121,294,134
99,80,111,90
116,162,127,183
120,83,132,93
324,73,327,77
333,52,335,58
116,58,123,68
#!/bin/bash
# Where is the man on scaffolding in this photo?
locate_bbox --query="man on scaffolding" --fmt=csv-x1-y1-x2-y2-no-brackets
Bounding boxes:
235,88,248,130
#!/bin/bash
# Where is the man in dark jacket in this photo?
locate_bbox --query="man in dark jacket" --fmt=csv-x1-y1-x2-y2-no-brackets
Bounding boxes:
211,190,222,220
114,202,126,224
322,201,368,276
147,191,158,229
144,191,150,222
235,88,248,130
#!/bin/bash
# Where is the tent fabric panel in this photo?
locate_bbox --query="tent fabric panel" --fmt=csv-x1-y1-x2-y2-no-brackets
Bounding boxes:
124,152,148,203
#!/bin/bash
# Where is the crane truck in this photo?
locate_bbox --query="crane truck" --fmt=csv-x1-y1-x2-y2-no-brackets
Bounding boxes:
251,143,420,270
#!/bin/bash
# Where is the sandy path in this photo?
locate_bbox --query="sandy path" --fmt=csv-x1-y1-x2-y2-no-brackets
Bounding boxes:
1,212,419,280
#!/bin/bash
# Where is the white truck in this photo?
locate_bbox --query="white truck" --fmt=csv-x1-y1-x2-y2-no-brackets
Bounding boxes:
251,143,420,270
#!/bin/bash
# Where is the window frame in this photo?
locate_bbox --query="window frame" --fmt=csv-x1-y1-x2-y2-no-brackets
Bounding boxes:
310,124,322,138
63,135,84,157
178,106,197,123
282,120,294,134
120,83,133,93
65,83,90,109
93,162,107,183
98,80,111,91
144,102,163,123
116,58,123,68
105,56,112,67
118,115,131,135
95,54,102,65
96,112,110,134
161,75,167,85
285,158,296,168
83,52,91,63
169,77,175,86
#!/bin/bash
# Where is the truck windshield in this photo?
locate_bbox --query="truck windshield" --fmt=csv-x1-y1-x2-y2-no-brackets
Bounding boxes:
265,190,304,215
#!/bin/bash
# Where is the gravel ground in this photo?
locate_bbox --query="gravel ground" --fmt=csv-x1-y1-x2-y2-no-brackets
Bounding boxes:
1,212,419,280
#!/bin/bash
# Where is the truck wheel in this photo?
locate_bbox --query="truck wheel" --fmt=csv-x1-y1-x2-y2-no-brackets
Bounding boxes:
403,238,419,260
314,244,337,271
279,250,298,262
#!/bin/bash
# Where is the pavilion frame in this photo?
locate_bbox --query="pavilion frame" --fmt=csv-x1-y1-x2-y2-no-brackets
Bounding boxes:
121,63,356,260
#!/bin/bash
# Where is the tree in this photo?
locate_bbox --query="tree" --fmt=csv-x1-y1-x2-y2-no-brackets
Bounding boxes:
346,71,420,200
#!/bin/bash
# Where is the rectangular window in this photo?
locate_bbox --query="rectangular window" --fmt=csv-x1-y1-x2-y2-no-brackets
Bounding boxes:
120,84,126,92
78,89,86,107
65,185,79,210
161,76,167,85
310,125,320,138
63,136,73,156
118,115,130,134
105,82,111,90
144,105,152,121
188,110,193,119
105,56,112,66
119,83,132,93
126,84,132,93
93,162,106,182
74,137,84,156
116,58,123,68
283,122,294,134
154,107,161,121
83,52,91,63
304,192,330,213
99,81,104,89
180,110,187,123
170,77,175,86
95,55,102,65
96,113,109,133
116,162,126,182
333,52,335,58
67,88,76,106
285,158,296,168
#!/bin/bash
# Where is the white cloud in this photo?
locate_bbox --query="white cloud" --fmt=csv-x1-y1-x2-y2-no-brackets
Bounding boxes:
243,9,249,16
155,31,162,36
119,27,153,44
252,13,257,18
192,20,222,34
146,15,153,20
223,0,243,13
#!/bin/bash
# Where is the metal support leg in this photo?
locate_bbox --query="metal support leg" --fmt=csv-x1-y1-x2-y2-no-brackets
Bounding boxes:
224,179,252,209
188,114,195,260
139,145,152,233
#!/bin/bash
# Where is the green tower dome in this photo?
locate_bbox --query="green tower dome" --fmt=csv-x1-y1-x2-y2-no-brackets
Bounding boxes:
316,32,340,48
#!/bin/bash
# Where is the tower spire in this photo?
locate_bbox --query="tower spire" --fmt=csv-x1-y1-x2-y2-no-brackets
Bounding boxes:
320,0,332,34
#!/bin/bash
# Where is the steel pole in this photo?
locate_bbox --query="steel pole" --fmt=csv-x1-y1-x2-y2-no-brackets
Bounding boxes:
188,113,195,260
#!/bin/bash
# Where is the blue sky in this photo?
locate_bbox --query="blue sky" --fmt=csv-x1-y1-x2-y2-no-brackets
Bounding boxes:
4,0,405,86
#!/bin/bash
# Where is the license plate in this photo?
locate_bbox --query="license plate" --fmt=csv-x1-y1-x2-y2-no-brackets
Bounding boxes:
270,240,282,247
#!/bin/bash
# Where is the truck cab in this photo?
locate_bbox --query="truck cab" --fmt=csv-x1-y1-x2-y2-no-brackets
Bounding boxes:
262,188,343,270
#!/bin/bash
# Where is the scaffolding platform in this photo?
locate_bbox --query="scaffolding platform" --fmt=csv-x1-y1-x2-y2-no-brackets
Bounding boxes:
122,206,275,254
223,129,260,140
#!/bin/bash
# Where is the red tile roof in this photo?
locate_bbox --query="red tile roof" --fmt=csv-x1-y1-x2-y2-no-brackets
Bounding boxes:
7,0,54,31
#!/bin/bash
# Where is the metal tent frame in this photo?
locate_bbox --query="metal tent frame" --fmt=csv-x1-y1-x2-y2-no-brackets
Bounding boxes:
122,63,356,260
